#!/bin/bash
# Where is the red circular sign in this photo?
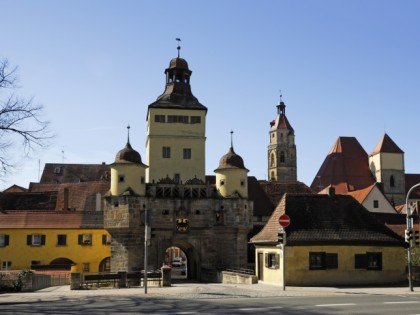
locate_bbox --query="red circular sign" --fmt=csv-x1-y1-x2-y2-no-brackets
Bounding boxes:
278,214,291,227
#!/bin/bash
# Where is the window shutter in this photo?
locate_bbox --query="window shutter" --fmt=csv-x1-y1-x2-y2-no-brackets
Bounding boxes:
275,254,280,269
102,235,107,245
41,235,46,245
265,253,268,268
78,234,83,245
27,235,32,245
5,235,9,246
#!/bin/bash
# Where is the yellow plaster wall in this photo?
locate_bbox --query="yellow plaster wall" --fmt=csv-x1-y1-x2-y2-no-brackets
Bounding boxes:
256,245,405,286
215,169,248,198
370,153,404,182
110,164,146,196
0,229,111,272
146,108,206,183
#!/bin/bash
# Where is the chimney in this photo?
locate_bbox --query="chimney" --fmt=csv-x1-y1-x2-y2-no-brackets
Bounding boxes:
328,186,335,197
63,187,69,211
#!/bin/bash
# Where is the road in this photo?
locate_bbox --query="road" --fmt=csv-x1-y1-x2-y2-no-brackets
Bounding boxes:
2,293,420,314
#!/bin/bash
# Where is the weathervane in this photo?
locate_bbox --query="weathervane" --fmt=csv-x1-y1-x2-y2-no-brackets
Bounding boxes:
176,38,181,57
279,89,283,101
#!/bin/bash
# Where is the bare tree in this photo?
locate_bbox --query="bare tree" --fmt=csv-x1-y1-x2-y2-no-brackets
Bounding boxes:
0,58,51,177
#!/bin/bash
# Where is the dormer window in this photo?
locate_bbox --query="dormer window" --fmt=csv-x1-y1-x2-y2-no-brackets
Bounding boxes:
54,167,62,174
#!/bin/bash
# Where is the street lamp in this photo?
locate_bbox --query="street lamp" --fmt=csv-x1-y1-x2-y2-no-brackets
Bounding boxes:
406,183,420,292
143,204,149,294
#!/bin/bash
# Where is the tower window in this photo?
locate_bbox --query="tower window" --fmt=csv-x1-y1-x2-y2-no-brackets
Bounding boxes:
141,177,145,184
220,179,225,186
162,147,171,158
390,175,395,187
280,151,285,163
118,175,125,183
270,153,275,167
155,115,165,123
240,180,245,186
191,116,201,124
183,148,192,159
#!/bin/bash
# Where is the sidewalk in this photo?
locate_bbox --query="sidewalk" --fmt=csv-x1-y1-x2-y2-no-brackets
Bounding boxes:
1,282,420,304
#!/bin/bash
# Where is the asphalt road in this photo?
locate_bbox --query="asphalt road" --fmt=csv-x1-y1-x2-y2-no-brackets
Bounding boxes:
2,293,420,314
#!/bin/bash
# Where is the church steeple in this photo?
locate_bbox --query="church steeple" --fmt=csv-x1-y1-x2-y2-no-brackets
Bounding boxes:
268,95,297,182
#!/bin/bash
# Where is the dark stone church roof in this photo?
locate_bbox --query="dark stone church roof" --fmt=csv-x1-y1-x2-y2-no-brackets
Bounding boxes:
251,193,404,246
214,147,249,172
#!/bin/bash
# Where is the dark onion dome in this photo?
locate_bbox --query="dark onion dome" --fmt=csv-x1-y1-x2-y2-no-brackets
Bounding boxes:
214,147,249,172
113,142,147,166
169,57,189,70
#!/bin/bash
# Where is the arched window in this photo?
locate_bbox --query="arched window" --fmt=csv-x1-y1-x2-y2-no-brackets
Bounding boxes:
271,171,275,181
280,151,285,163
390,175,395,187
270,152,275,167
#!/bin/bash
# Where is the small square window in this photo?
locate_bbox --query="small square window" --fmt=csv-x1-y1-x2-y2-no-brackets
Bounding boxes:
309,252,326,270
373,200,379,208
102,234,111,245
2,261,12,270
183,148,192,159
118,175,125,183
78,234,92,246
265,253,279,269
0,234,9,247
57,234,67,246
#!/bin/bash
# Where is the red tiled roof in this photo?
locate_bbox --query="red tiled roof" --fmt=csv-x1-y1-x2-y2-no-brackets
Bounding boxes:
347,184,375,204
405,174,420,199
3,185,28,193
310,137,375,194
251,193,404,246
370,133,404,155
39,163,110,185
0,211,104,229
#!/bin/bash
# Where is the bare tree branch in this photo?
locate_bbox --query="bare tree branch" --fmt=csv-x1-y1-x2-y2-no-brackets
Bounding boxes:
0,58,52,179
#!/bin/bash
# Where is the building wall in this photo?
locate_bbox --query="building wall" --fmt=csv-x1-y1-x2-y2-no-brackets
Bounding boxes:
0,228,111,272
215,169,248,198
146,108,206,183
363,187,397,213
255,245,405,286
268,130,297,182
110,164,146,196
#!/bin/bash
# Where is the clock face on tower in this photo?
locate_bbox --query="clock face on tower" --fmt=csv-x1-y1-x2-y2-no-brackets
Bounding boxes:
176,217,189,232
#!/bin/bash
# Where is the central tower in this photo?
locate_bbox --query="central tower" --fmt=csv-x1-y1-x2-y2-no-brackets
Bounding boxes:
146,47,207,184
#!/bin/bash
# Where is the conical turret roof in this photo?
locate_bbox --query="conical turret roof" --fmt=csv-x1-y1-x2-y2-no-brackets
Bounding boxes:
215,147,249,172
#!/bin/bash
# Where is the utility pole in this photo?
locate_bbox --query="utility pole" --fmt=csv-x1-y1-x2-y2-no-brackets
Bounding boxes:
406,183,420,292
144,204,149,294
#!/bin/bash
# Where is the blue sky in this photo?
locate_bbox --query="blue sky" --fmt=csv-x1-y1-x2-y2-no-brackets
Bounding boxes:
1,0,419,190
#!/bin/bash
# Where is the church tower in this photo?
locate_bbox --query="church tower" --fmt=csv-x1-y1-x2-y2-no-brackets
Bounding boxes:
146,45,207,184
267,96,297,182
369,133,405,205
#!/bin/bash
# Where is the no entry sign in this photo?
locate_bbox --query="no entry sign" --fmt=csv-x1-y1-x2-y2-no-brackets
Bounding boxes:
278,214,291,228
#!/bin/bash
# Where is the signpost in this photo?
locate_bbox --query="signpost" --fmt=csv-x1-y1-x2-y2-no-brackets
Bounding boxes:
278,214,291,291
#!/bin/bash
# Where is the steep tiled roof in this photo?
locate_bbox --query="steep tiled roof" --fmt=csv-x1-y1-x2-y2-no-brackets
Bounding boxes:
29,182,110,211
214,147,248,171
0,211,104,229
346,184,375,204
248,177,275,217
39,163,110,185
259,180,313,210
250,193,404,246
370,133,404,155
310,137,375,194
0,191,57,211
3,184,28,193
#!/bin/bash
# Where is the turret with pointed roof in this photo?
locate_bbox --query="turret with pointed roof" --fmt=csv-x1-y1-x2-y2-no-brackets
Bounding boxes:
369,133,405,205
267,96,297,182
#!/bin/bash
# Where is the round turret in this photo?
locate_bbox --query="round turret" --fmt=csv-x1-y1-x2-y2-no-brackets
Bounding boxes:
115,142,143,164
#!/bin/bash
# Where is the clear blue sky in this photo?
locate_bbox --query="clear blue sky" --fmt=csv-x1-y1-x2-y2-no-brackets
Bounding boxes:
1,0,419,190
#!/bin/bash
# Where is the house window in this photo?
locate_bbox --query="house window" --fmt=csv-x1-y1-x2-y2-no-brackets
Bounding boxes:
309,252,325,270
78,234,92,246
265,253,280,269
0,234,10,247
162,147,171,158
102,234,111,245
355,252,382,270
154,115,165,123
54,166,62,174
57,234,67,246
183,148,192,159
1,261,12,270
220,179,225,186
191,116,201,124
27,234,46,246
83,263,90,272
373,200,379,208
326,253,338,269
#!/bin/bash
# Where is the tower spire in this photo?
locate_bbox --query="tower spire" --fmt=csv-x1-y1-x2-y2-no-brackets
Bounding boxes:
127,124,131,144
230,130,234,149
176,38,181,58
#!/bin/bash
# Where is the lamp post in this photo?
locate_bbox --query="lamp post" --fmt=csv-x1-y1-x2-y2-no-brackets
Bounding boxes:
143,204,149,294
406,183,420,292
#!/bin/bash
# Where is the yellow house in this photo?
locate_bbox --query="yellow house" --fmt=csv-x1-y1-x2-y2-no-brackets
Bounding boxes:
250,191,406,286
0,211,111,272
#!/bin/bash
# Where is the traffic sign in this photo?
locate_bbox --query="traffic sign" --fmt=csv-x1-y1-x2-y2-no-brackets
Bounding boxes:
278,214,291,227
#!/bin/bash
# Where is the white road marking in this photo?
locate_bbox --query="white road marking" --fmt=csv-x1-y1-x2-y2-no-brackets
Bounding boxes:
240,306,283,311
316,303,356,307
384,301,420,304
